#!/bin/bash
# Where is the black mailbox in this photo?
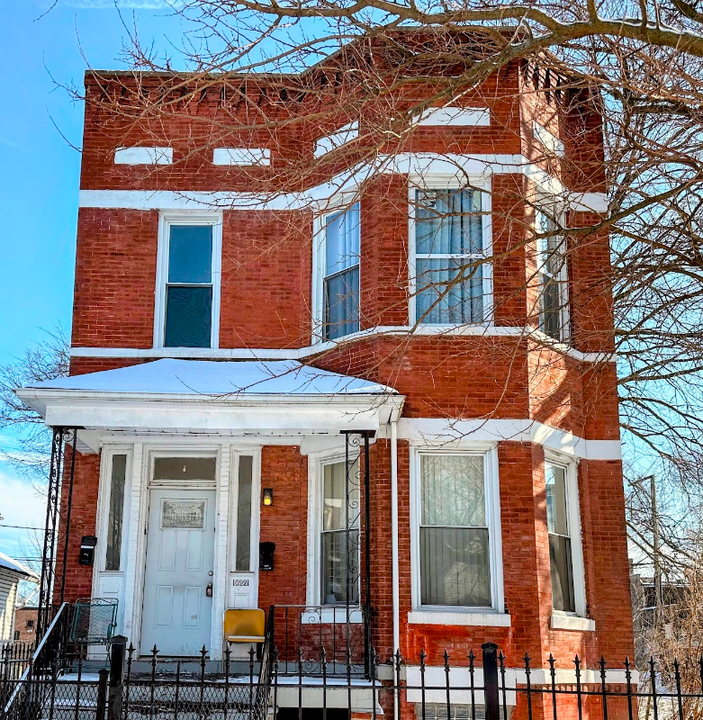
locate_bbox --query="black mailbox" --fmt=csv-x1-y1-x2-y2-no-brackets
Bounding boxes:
78,535,97,566
259,541,275,571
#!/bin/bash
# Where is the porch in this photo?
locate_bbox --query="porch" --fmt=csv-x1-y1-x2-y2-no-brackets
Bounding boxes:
16,359,403,668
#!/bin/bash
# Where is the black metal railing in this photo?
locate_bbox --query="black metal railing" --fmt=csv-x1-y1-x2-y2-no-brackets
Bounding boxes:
9,638,703,720
268,604,368,677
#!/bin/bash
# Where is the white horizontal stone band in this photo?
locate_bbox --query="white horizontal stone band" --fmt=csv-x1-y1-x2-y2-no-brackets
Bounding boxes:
70,325,617,365
79,153,608,213
394,418,621,461
408,611,511,627
418,107,490,126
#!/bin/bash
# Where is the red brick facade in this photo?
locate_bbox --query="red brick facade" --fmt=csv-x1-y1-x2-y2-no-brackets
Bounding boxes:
53,36,633,719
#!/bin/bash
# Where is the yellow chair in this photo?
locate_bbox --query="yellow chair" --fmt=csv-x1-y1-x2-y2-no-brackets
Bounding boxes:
223,608,266,652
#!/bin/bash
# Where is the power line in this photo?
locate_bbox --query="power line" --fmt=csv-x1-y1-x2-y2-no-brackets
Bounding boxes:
0,523,45,531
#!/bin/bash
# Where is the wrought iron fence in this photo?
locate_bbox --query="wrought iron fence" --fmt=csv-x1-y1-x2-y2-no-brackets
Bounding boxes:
6,637,703,720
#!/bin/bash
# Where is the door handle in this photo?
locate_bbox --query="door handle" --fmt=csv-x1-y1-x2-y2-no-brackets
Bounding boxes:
206,582,213,598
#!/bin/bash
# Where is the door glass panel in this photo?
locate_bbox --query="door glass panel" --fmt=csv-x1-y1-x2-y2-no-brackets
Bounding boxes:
168,226,213,283
154,457,217,481
161,499,206,529
235,456,253,571
105,454,127,571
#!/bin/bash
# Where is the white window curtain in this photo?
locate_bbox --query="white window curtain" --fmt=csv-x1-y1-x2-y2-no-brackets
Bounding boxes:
324,204,360,340
419,454,492,607
321,460,360,605
415,189,485,324
545,462,575,612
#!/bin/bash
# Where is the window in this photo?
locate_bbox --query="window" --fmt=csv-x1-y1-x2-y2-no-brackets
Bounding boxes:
320,460,359,605
545,461,584,613
417,452,499,609
235,456,254,572
157,216,221,348
105,454,127,571
536,209,569,341
25,619,34,629
13,631,20,641
413,188,487,324
322,204,360,340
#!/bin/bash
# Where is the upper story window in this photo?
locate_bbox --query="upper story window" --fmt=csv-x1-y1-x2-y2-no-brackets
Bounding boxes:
545,458,586,615
322,204,360,341
536,209,569,342
414,449,502,611
156,215,222,349
412,187,490,325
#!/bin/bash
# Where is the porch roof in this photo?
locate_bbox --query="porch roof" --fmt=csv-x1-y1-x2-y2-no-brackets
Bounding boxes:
17,359,404,452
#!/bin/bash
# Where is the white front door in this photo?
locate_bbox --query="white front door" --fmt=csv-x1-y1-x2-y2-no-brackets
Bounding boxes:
141,488,216,655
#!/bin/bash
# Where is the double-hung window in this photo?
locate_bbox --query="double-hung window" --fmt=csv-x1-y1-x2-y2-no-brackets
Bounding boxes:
417,452,499,609
158,216,221,348
536,209,569,341
413,188,487,325
322,204,360,340
545,460,584,614
320,460,359,605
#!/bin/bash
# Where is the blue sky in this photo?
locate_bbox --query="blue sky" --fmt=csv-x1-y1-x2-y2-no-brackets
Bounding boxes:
0,0,184,565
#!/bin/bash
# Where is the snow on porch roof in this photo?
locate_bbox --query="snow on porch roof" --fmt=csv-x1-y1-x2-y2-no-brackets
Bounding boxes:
0,551,39,580
25,358,397,397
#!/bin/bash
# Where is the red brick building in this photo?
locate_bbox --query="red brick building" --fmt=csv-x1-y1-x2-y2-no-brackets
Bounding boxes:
18,33,633,719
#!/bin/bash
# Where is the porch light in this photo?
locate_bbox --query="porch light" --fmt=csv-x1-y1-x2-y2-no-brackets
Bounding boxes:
262,488,273,506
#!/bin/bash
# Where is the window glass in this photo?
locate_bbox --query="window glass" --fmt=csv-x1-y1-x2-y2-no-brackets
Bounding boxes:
236,456,253,572
168,226,213,283
415,189,485,324
536,210,568,341
321,460,359,605
546,462,576,612
153,457,217,481
164,223,215,348
419,454,491,607
165,286,213,348
323,204,360,340
105,454,127,571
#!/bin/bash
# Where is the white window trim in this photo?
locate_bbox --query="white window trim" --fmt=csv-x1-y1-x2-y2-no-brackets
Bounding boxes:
305,448,362,615
311,200,361,343
409,444,504,617
535,206,570,343
408,176,494,327
544,452,587,620
154,212,222,350
95,446,133,574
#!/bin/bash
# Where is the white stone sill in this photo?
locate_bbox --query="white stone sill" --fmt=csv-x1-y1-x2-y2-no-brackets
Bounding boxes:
550,614,596,632
408,611,511,627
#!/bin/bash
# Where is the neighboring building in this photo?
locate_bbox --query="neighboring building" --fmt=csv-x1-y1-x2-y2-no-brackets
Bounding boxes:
0,553,38,646
16,32,634,718
12,607,38,644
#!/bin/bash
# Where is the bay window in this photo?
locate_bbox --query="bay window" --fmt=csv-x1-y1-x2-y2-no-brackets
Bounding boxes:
545,459,586,615
414,450,501,611
322,204,360,340
413,187,488,325
536,209,569,341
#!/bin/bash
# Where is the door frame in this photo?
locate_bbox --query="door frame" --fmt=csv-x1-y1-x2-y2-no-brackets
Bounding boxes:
111,443,262,658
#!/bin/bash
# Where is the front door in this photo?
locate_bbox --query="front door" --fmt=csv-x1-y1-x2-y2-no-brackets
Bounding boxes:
141,488,216,655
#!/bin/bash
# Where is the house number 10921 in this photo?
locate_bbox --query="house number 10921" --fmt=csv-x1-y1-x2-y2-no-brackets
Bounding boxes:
233,579,250,587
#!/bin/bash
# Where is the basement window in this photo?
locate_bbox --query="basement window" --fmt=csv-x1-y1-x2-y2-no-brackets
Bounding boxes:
155,214,222,349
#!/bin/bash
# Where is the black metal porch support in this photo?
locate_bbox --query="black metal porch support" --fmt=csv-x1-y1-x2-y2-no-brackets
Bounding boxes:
341,429,374,678
36,426,79,643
